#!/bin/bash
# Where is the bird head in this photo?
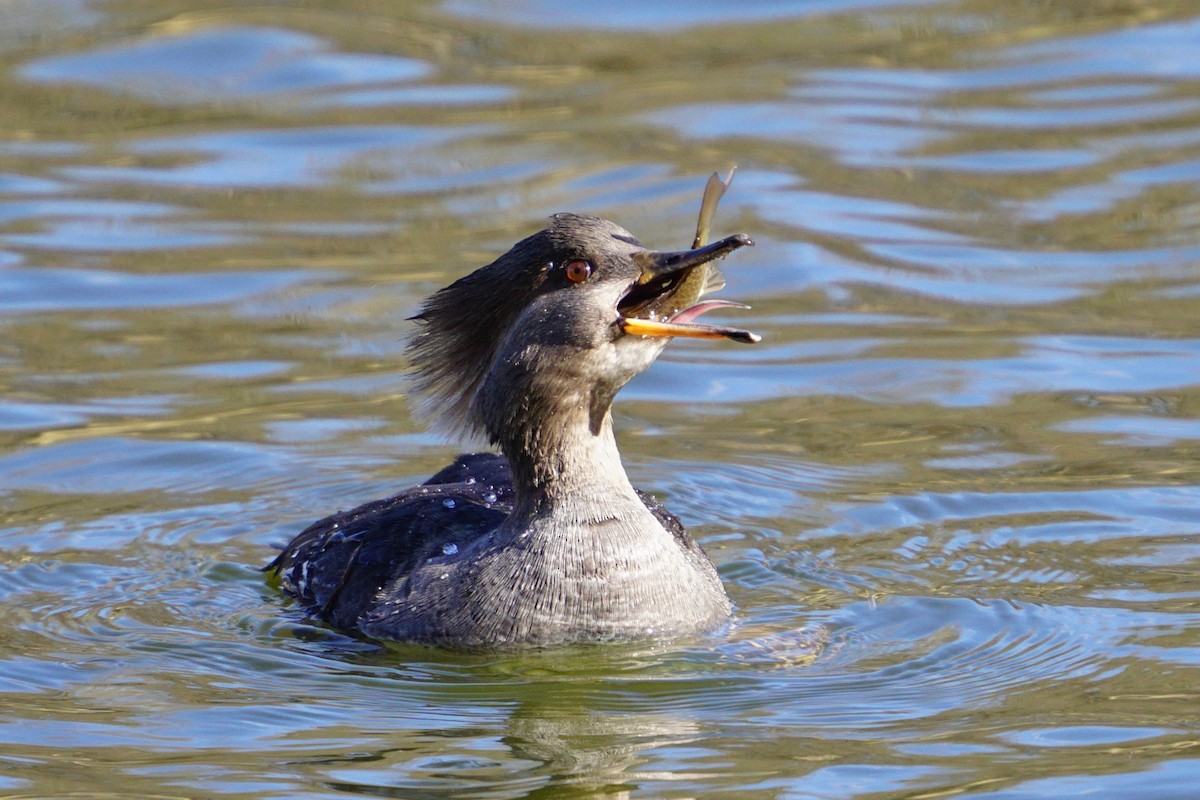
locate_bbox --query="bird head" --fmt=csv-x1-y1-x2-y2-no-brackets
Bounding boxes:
407,213,756,444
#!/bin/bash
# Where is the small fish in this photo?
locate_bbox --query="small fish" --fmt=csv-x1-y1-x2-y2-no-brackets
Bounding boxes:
657,167,746,323
693,166,736,251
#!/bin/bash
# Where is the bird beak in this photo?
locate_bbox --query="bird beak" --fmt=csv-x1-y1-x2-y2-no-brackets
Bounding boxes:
620,233,760,344
631,233,753,284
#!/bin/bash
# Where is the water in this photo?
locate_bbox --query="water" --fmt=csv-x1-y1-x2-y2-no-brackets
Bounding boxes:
2,1,1198,798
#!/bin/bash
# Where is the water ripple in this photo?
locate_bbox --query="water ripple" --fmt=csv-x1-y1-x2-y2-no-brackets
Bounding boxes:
1,4,1199,799
60,125,486,190
0,266,313,311
22,26,431,106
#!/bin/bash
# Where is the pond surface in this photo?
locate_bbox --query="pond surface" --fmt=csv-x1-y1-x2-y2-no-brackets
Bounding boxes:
2,1,1199,798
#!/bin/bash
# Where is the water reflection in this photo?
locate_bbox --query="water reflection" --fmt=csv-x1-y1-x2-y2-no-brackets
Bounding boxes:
61,126,484,190
1,0,1199,798
23,26,433,105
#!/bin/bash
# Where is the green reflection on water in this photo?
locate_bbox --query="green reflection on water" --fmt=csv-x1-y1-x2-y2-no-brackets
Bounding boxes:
1,0,1199,798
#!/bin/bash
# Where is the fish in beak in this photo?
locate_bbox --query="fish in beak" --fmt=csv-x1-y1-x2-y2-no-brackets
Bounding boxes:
619,232,759,344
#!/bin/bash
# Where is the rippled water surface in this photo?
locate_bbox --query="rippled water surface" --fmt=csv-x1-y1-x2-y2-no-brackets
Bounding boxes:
2,1,1199,798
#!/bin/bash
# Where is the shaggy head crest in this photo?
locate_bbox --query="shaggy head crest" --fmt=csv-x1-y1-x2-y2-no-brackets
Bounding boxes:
405,214,630,438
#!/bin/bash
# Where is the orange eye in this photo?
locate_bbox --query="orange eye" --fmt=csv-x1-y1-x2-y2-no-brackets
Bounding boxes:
564,260,592,284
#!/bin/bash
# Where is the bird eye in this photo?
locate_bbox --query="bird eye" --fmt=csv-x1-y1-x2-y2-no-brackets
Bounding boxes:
564,260,592,284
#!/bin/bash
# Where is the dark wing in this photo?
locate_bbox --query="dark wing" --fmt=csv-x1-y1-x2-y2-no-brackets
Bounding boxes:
424,451,513,486
265,452,514,630
633,488,710,558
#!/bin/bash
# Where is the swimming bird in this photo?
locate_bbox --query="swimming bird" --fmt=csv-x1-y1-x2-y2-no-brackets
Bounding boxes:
267,192,758,648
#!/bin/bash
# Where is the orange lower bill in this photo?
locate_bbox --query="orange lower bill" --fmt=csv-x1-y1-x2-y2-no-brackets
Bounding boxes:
621,316,760,344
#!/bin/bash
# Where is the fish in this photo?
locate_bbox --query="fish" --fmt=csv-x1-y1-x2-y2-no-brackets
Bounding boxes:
656,167,748,325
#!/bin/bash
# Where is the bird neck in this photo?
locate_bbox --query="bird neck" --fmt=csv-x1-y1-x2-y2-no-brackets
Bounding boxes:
497,404,644,519
471,342,649,519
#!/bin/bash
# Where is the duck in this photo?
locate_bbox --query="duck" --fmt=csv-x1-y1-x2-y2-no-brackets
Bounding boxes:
267,178,758,648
